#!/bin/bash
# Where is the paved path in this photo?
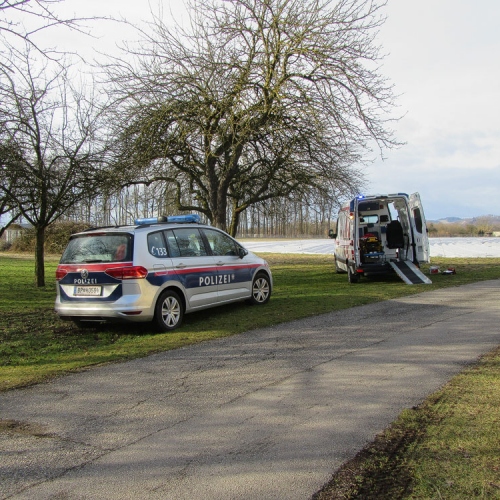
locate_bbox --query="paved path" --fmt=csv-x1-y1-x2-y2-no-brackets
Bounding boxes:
1,280,499,499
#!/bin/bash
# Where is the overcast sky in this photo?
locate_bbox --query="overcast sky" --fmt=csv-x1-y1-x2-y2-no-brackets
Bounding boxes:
22,0,500,220
368,0,500,220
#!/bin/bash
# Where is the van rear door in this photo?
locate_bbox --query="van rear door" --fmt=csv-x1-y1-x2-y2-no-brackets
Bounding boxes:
409,192,430,263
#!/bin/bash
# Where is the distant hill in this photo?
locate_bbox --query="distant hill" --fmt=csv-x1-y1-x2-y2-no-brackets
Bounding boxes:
429,215,500,225
430,217,463,223
427,215,500,236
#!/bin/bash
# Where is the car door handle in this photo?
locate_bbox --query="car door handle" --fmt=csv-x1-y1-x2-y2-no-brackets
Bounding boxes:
175,263,187,269
216,261,225,266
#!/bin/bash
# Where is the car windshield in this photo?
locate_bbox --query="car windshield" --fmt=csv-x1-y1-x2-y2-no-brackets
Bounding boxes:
60,233,132,263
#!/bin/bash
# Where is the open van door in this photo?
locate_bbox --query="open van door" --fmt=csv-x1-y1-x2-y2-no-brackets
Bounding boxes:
409,192,430,263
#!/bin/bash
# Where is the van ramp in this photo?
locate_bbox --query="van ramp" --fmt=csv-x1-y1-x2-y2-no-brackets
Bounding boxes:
389,260,432,285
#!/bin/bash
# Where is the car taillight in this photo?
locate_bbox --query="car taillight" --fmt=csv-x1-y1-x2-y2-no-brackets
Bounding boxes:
56,268,68,281
105,266,148,280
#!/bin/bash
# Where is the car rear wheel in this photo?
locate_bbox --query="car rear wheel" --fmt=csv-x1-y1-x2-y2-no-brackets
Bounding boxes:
154,290,184,331
348,266,360,283
249,272,271,305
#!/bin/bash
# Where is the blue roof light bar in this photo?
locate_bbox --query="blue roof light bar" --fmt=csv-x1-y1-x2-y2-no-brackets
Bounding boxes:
134,214,201,225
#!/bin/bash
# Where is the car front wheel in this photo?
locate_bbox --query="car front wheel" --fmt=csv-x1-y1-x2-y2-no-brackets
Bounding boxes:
154,290,184,331
249,272,271,305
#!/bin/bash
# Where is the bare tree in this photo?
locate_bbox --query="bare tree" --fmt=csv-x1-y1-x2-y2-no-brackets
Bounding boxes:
0,0,115,239
0,135,22,238
0,0,102,70
0,46,108,286
105,0,396,235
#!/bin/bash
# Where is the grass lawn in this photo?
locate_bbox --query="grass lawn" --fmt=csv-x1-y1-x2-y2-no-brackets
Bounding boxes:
2,253,499,391
1,251,499,498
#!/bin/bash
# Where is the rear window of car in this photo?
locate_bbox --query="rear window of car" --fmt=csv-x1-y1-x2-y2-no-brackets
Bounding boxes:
60,233,133,263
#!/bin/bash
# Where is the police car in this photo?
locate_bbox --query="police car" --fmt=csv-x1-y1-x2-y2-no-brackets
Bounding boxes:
55,215,272,331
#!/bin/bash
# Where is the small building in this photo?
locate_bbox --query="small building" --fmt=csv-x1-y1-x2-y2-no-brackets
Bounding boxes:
0,223,31,243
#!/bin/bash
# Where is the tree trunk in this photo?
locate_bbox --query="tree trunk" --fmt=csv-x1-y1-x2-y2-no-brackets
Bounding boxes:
212,185,229,232
228,208,241,237
35,226,46,287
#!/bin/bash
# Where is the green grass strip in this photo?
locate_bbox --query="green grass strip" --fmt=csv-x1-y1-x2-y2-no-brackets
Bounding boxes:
314,346,500,499
1,253,500,390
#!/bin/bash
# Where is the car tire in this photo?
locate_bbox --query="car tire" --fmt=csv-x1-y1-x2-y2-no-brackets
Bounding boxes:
248,272,271,305
348,266,360,283
154,289,184,331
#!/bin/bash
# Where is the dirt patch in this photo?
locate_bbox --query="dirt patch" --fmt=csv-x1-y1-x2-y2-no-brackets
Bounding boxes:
311,404,434,499
0,419,52,437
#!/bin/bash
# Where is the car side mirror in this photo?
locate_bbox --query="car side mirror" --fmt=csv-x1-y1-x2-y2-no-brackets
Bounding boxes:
238,247,248,259
328,229,337,239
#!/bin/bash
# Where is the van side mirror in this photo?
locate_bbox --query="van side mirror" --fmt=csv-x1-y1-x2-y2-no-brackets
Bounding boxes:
328,229,337,239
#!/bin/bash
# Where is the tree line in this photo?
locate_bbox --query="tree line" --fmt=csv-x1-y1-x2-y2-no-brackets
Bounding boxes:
428,218,500,238
56,179,339,238
1,0,397,285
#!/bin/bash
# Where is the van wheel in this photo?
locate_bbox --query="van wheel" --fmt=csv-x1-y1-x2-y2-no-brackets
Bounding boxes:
248,272,271,305
348,267,360,283
154,290,184,331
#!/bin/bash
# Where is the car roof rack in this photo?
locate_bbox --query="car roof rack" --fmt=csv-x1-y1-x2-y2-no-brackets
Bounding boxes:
81,224,131,232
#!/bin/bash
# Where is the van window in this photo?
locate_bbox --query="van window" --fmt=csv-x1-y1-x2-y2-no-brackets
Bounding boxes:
360,215,378,224
337,212,350,239
358,201,380,211
413,208,423,233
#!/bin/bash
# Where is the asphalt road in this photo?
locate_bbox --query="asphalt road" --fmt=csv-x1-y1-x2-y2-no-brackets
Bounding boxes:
1,280,500,499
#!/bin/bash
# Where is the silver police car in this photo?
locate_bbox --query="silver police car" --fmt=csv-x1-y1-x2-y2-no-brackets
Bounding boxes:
55,215,272,331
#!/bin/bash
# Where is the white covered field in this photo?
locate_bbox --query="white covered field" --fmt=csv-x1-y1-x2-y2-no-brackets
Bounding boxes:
242,237,500,258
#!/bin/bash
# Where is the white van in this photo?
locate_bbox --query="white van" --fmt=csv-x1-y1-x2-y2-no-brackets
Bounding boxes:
329,193,431,284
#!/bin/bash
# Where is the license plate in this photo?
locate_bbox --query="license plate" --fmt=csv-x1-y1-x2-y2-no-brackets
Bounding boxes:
74,286,102,296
